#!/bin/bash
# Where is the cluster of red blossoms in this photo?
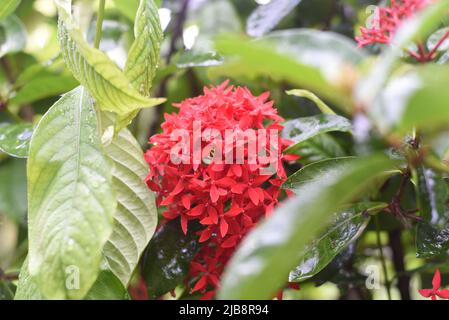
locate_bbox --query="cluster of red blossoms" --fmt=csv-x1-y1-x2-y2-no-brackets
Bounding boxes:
145,81,298,299
356,0,433,48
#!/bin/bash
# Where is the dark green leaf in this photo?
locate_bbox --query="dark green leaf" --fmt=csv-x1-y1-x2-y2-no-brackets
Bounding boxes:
282,114,352,153
218,154,399,299
0,281,15,300
416,167,449,258
246,0,301,37
291,133,346,164
84,268,129,300
289,202,387,282
0,123,33,158
142,219,201,299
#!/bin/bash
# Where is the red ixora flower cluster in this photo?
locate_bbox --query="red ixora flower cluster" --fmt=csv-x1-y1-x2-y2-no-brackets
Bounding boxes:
145,81,298,299
357,0,433,48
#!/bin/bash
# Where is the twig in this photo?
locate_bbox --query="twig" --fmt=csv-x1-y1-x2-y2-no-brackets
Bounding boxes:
374,215,392,300
388,229,411,300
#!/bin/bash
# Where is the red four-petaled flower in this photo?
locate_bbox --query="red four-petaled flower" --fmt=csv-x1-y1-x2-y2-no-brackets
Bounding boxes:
419,269,449,300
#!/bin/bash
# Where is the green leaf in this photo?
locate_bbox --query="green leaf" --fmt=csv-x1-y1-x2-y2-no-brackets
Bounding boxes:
283,157,355,191
0,158,27,222
289,202,387,282
141,219,202,299
101,113,158,287
416,167,449,258
15,258,129,300
55,0,165,116
286,89,336,114
125,0,163,97
0,281,15,300
10,74,78,106
218,154,399,299
112,0,140,21
84,268,129,300
27,86,115,299
214,29,365,111
282,114,352,153
175,51,223,68
15,257,44,300
246,0,301,37
0,123,33,158
290,134,346,164
356,0,449,113
0,0,21,21
0,15,26,58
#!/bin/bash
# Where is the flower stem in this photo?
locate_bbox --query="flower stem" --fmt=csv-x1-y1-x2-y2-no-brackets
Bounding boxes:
427,28,449,60
94,0,106,49
374,215,392,300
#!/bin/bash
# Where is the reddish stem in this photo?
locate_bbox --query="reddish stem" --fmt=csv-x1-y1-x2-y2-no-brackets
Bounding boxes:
427,28,449,60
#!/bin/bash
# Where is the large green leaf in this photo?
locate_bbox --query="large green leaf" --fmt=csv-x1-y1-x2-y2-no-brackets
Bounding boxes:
416,167,449,258
246,0,301,37
0,15,26,58
0,0,21,21
214,29,365,111
0,158,27,222
141,219,202,299
125,0,163,97
27,87,115,299
112,0,140,21
282,114,352,153
101,113,158,287
0,123,33,158
218,154,399,299
55,0,164,116
15,257,128,300
289,202,387,282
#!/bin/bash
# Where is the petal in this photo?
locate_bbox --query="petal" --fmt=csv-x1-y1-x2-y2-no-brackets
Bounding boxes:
248,187,260,206
181,215,188,235
192,275,208,293
225,206,243,217
418,289,433,298
436,289,449,299
199,228,213,243
216,177,235,188
181,195,191,209
220,219,229,237
231,184,247,194
207,206,219,224
210,184,220,203
189,204,205,216
433,269,441,291
170,180,184,196
231,165,242,177
221,235,239,248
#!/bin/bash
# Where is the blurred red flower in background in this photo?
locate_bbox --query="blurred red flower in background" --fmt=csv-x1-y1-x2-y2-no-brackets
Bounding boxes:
145,81,298,299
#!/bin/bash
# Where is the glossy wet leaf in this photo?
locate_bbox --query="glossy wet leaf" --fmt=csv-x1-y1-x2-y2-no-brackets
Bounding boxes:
218,154,399,299
290,133,346,164
246,0,301,37
0,15,26,58
27,87,115,299
15,257,128,300
416,167,449,258
10,73,78,106
125,0,163,97
215,29,365,111
141,219,201,298
289,202,387,282
0,123,33,158
55,0,164,116
0,0,21,21
282,114,352,153
101,113,158,287
0,158,27,223
176,51,223,68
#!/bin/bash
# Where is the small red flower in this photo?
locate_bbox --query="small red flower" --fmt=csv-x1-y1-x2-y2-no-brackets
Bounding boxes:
419,269,449,300
145,81,297,299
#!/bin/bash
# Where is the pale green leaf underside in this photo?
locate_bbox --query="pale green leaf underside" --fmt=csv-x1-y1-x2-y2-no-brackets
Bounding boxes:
55,0,164,116
0,0,21,21
27,86,115,299
102,113,158,286
125,0,163,97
